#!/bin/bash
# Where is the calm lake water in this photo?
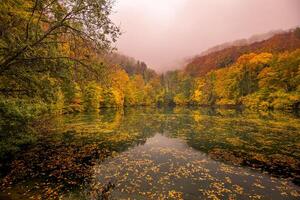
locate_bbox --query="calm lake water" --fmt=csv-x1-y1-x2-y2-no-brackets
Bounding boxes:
0,107,300,199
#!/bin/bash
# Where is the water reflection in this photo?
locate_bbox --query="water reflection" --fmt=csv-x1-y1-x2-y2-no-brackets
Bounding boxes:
84,134,299,199
0,107,299,199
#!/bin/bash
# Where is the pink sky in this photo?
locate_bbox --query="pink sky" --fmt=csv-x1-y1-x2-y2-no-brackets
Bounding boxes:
112,0,300,72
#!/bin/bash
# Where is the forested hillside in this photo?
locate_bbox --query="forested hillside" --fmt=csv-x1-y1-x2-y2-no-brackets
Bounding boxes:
104,53,157,81
163,28,300,110
185,29,300,76
199,29,284,57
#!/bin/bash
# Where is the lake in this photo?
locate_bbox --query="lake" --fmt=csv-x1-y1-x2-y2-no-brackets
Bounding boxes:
0,107,299,199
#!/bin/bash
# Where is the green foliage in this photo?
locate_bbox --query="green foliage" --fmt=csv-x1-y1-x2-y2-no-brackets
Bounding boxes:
102,88,124,108
174,93,189,105
258,50,300,92
63,82,83,113
143,78,162,105
161,71,194,106
155,90,167,106
83,82,102,112
49,88,65,114
241,89,271,110
0,97,46,160
104,53,157,81
124,75,146,106
270,90,300,110
0,97,47,126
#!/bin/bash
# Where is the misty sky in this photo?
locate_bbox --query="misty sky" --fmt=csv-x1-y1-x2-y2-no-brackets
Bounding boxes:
111,0,300,72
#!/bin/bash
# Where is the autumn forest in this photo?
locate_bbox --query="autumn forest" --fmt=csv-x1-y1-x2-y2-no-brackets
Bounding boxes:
0,0,300,199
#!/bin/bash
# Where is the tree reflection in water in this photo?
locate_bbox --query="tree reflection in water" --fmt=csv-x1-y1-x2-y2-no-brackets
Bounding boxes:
0,107,299,199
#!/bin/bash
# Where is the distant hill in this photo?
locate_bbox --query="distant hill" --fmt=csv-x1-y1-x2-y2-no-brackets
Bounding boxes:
104,53,157,81
185,28,300,76
199,30,285,56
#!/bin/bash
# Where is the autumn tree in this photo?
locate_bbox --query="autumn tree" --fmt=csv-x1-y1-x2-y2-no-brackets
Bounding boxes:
0,0,120,73
0,0,120,102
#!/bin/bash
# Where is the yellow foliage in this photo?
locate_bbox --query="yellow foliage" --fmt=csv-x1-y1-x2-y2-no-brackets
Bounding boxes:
236,53,257,65
174,93,189,105
258,67,275,87
249,53,273,65
83,82,102,112
111,69,130,92
102,88,124,108
124,75,146,106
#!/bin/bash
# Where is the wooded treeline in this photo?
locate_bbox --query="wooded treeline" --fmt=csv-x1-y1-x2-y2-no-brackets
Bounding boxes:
164,29,300,111
0,0,167,172
0,0,164,121
1,0,300,130
165,49,300,110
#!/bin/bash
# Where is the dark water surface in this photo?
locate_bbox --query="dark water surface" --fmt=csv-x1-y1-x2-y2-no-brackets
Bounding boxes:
0,107,300,199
